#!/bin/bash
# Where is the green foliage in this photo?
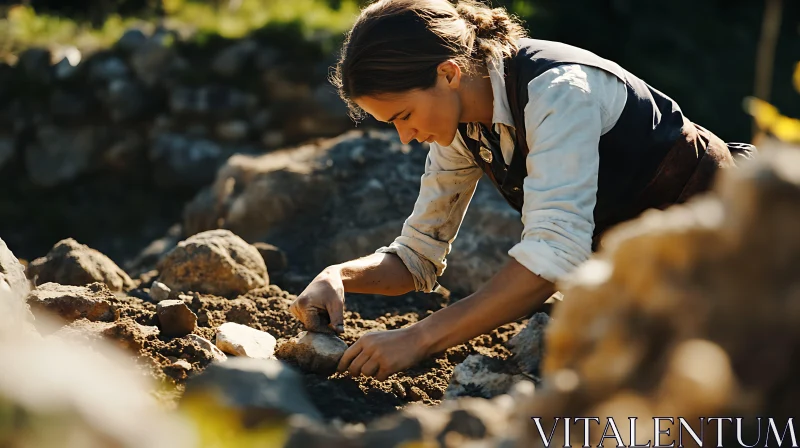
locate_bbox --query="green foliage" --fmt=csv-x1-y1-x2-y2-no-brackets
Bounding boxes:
0,0,359,60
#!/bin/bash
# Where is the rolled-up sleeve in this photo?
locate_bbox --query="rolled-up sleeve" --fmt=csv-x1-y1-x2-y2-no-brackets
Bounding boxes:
508,65,615,283
376,137,483,292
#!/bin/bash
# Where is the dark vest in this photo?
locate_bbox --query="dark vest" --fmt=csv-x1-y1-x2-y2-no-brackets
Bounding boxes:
458,39,687,236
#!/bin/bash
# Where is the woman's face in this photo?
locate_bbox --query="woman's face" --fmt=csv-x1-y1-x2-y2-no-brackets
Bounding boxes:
354,61,463,146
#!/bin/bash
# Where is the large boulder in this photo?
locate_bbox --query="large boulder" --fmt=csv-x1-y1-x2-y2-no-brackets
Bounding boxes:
156,229,268,298
28,238,134,292
521,148,800,446
183,130,520,295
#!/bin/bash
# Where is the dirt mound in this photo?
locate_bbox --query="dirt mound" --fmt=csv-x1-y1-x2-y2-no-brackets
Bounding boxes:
110,282,524,423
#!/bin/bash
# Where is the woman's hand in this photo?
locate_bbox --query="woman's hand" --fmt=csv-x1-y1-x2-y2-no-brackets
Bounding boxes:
337,326,430,381
289,268,345,334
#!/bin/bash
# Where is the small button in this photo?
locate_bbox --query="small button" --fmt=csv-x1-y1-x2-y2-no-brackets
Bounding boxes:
511,186,521,192
479,147,493,163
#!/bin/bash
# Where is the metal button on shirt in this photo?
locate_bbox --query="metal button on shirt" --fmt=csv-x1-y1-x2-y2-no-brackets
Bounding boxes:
479,147,493,163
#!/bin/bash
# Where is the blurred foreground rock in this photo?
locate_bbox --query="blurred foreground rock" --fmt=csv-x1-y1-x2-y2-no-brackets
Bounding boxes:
0,264,194,447
28,238,134,291
182,357,322,424
521,148,800,446
157,229,268,298
1,237,30,297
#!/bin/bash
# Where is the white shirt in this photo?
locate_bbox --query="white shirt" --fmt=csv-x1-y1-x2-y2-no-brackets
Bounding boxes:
375,57,629,293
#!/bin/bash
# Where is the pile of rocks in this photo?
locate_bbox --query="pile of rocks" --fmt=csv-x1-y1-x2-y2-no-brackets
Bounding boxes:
0,26,352,190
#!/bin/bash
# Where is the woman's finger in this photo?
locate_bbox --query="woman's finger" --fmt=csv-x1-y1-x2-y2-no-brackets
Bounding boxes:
347,351,371,377
337,341,362,372
376,368,392,382
361,359,380,378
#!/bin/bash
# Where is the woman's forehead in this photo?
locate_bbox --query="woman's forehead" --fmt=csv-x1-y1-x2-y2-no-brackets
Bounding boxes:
354,93,416,122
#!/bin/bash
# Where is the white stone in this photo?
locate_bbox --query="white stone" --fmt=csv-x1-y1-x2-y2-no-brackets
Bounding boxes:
150,281,171,302
215,322,276,359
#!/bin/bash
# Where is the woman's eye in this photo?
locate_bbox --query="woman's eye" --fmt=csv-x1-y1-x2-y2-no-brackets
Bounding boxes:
402,114,411,121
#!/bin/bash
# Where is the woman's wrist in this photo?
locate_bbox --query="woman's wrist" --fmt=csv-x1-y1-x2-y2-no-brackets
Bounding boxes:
410,314,444,357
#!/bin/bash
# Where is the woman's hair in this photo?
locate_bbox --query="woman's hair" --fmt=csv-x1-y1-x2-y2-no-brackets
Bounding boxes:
330,0,527,121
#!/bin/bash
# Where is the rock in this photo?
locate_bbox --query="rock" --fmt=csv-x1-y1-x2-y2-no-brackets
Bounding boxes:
24,126,100,188
186,334,227,362
168,85,257,119
149,281,171,302
149,132,227,189
116,28,148,54
157,229,268,298
105,78,150,122
211,40,258,78
28,238,134,292
51,46,81,80
275,331,348,375
130,32,178,87
181,357,322,423
26,282,116,323
1,237,29,297
88,55,130,82
507,312,550,376
215,322,276,359
52,318,159,353
445,355,527,400
164,359,193,381
156,300,197,337
407,386,429,402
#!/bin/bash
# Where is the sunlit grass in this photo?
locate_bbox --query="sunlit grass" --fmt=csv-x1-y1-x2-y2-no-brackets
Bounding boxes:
0,0,359,60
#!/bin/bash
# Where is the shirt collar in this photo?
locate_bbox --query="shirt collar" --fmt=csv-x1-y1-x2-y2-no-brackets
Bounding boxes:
486,54,515,130
466,55,515,140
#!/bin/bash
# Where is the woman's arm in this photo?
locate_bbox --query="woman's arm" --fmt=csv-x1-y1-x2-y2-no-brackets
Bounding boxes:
336,257,554,380
414,258,554,355
290,137,482,333
337,252,416,296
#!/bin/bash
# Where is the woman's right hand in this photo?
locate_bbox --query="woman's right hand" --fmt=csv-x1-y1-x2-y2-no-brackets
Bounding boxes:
289,267,346,334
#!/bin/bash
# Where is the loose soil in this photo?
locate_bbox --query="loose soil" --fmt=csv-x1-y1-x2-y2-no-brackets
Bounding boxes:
106,277,526,424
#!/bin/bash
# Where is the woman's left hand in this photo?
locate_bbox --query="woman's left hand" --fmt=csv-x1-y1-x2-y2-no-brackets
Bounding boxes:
337,327,430,381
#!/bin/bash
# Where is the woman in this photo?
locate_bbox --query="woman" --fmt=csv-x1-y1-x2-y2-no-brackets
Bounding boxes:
289,0,755,380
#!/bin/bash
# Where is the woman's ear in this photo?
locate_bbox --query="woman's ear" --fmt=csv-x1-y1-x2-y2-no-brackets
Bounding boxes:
437,60,461,89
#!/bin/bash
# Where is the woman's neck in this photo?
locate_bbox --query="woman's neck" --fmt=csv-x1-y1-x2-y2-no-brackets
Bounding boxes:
458,68,495,128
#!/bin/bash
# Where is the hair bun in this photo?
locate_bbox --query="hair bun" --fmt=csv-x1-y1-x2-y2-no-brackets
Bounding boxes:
456,2,510,40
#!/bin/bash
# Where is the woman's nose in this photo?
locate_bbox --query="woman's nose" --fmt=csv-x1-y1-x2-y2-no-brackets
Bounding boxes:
395,124,417,145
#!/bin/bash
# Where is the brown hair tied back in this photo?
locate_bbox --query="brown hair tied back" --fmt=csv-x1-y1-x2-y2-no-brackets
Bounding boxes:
330,0,527,121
